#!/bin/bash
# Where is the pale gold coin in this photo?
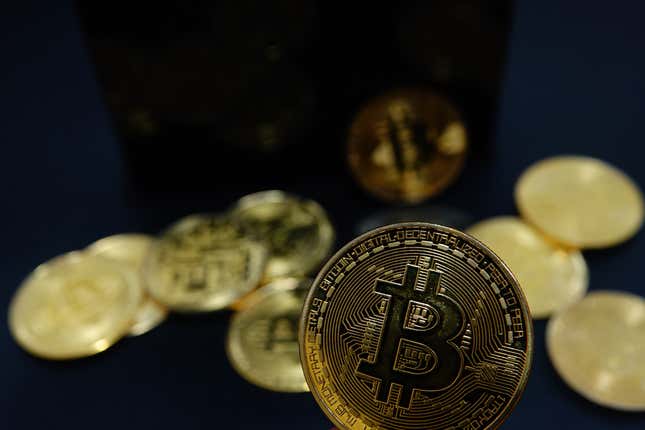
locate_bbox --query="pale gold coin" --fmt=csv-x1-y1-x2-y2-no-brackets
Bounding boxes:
87,234,167,336
231,190,334,279
227,278,311,392
144,214,268,312
547,290,645,411
8,251,143,360
515,156,645,248
467,216,588,319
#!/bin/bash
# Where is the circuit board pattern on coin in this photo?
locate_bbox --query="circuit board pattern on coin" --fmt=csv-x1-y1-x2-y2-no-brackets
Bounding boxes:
300,223,532,430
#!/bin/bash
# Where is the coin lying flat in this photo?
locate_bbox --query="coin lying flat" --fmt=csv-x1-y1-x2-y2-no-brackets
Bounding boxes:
515,156,645,249
227,278,311,392
87,234,167,336
231,190,334,279
356,205,473,235
144,214,267,312
300,223,532,430
8,252,143,360
347,88,468,203
547,291,645,411
467,216,588,319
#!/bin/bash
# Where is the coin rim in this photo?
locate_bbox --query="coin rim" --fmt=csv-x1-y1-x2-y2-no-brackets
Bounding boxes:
545,289,645,411
299,222,534,430
515,155,645,249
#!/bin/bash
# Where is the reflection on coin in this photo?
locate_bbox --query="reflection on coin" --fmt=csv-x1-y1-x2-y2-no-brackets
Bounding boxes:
231,190,334,279
347,88,467,203
547,291,645,411
300,223,532,430
144,214,267,312
467,217,588,319
8,252,143,360
355,205,473,235
515,156,644,249
227,278,311,392
88,234,168,336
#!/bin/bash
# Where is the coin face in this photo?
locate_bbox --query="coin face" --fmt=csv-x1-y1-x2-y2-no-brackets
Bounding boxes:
88,234,168,336
547,291,645,411
347,88,468,203
227,278,311,392
231,190,335,279
8,252,143,359
467,217,588,319
144,214,267,312
300,223,532,430
515,156,644,249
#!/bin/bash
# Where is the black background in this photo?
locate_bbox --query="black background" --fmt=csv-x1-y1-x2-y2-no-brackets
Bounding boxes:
2,1,645,429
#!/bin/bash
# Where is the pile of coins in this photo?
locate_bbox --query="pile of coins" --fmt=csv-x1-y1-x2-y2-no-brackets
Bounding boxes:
466,155,645,411
8,190,335,376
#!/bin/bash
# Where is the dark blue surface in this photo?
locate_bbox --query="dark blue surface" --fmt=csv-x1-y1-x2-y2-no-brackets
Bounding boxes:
2,1,645,429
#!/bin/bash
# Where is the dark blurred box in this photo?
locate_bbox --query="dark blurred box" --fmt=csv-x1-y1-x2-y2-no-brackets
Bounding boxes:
76,1,513,193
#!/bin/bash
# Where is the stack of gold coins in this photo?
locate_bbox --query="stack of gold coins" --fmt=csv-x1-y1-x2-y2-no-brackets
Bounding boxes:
467,155,645,410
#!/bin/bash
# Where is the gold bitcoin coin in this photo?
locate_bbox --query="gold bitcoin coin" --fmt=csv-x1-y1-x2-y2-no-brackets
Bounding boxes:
347,88,468,203
8,251,143,360
231,190,335,279
87,234,167,336
227,277,311,392
467,216,588,319
515,156,644,249
144,214,267,312
300,223,532,430
547,290,645,411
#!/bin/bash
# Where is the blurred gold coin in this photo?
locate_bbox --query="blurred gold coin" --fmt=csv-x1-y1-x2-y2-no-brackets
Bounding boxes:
467,216,588,319
227,277,311,392
8,251,143,360
87,234,167,336
144,214,267,312
515,156,644,248
231,191,334,279
347,88,467,203
547,291,645,411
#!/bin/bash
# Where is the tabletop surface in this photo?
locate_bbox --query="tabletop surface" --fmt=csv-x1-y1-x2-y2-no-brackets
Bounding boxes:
2,1,645,429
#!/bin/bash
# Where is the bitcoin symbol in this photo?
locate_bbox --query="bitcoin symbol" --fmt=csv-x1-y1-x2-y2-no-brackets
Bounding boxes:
357,261,465,409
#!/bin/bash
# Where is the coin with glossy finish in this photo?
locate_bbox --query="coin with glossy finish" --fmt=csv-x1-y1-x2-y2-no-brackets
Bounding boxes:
8,252,143,360
227,277,311,392
515,156,644,249
300,223,532,430
144,214,267,312
467,216,588,319
547,291,645,411
347,88,468,203
231,190,334,279
88,234,168,336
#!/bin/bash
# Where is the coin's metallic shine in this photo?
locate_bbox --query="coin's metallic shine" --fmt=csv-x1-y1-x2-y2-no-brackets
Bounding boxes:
227,277,311,393
87,234,168,336
231,190,334,279
8,252,143,360
467,217,588,319
300,223,532,430
347,88,467,203
547,291,645,411
515,156,644,249
144,214,267,312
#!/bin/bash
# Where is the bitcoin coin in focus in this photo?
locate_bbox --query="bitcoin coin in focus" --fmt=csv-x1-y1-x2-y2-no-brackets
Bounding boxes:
9,251,143,359
300,223,532,430
467,216,588,319
231,190,334,279
87,234,168,336
144,214,267,312
347,88,468,203
227,277,311,392
515,156,644,249
547,290,645,411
